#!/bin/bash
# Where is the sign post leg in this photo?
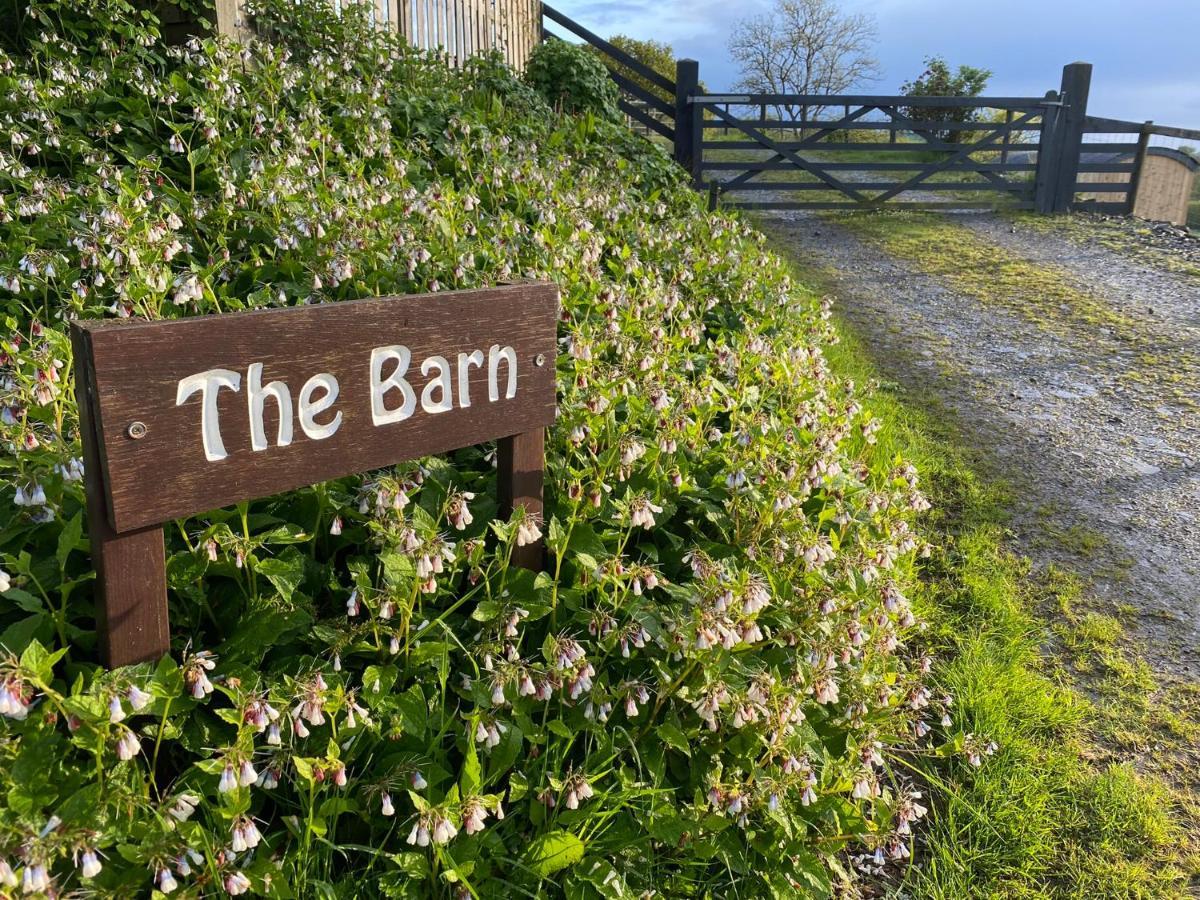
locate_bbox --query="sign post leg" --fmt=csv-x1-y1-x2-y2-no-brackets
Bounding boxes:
73,334,172,667
498,429,545,570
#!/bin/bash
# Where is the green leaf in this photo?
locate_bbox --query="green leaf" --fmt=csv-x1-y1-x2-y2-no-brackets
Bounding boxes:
577,857,631,898
256,548,306,599
470,599,505,622
389,852,429,879
396,685,427,737
19,638,66,682
461,737,481,796
56,511,83,570
787,850,832,898
656,723,691,756
292,756,316,784
524,829,586,877
380,550,414,587
362,665,398,701
3,588,43,614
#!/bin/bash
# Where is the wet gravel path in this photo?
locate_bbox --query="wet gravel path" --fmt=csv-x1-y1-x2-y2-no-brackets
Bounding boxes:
760,211,1200,675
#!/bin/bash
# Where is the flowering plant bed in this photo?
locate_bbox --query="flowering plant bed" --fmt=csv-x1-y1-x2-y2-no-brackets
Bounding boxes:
0,1,959,895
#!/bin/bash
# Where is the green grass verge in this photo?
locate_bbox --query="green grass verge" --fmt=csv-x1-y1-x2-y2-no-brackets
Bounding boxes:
800,265,1200,898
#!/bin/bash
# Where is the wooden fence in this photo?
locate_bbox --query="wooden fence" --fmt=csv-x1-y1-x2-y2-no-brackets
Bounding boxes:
376,0,540,69
209,0,540,70
1073,117,1200,223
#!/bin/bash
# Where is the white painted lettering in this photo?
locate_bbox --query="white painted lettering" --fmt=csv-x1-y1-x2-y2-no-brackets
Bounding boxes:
299,373,342,440
247,363,293,452
420,355,454,414
370,345,416,425
456,350,484,408
176,369,241,462
487,344,517,402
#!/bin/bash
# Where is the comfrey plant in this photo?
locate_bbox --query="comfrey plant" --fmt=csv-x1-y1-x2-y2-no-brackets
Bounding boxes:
0,0,989,896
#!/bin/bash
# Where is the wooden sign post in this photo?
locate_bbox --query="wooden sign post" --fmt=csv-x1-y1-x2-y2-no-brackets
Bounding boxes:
71,283,559,667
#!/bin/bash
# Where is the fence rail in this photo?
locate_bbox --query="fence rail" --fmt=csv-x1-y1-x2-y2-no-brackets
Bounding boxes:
1075,117,1200,218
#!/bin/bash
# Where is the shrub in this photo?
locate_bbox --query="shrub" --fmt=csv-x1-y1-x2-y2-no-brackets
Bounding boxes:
524,39,620,121
899,56,992,144
586,35,677,108
0,0,956,895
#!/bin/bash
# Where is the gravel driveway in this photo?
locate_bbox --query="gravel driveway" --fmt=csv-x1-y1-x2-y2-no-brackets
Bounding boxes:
759,210,1200,676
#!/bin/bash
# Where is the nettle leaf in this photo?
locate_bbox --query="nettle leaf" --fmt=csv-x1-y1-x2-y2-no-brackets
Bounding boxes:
524,829,586,877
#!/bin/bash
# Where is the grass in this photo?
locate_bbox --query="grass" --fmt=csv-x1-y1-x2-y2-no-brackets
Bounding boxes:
798,262,1200,898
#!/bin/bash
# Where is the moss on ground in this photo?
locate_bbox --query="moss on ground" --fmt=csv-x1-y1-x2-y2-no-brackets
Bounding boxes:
835,211,1200,413
1007,211,1200,279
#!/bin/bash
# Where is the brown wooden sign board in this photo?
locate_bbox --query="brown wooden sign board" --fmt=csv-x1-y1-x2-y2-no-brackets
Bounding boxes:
71,283,558,667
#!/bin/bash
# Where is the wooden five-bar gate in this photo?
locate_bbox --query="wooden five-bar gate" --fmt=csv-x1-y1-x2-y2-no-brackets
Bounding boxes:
691,92,1057,211
544,4,1199,219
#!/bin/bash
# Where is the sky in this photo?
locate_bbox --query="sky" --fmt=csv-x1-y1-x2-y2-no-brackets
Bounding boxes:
549,0,1200,128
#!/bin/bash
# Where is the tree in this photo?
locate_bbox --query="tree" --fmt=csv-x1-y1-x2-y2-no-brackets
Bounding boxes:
589,35,677,108
899,56,992,143
727,0,879,122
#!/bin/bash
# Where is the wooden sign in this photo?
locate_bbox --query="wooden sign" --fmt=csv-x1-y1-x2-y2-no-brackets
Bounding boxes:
71,283,559,667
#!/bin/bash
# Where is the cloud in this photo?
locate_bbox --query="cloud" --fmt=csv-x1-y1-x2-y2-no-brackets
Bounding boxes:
551,0,1200,127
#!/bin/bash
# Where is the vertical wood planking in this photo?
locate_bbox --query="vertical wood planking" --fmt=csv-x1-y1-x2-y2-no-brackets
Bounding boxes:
71,330,171,667
498,429,546,570
1126,120,1153,214
493,0,502,65
473,0,483,62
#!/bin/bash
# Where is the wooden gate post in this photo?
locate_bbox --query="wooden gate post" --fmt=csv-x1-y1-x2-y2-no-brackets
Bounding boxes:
674,59,700,186
1034,90,1063,214
1050,62,1092,214
498,429,545,570
72,330,172,667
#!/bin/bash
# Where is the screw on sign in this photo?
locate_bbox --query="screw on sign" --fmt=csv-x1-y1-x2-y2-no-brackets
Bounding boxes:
71,283,559,667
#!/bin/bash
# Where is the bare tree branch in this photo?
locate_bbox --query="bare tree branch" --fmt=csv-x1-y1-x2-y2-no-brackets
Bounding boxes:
728,0,879,122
